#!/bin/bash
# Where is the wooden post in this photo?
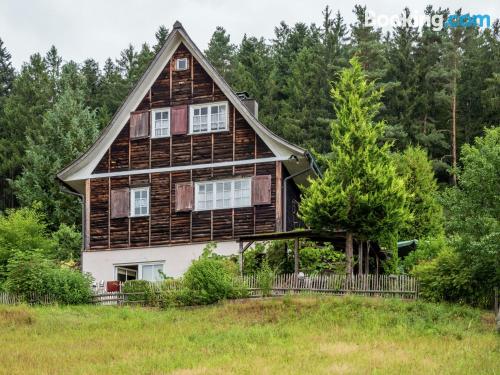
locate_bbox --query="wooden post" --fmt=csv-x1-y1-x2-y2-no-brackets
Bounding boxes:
365,241,370,274
375,254,379,276
358,241,363,275
239,241,244,275
294,238,299,274
346,232,353,275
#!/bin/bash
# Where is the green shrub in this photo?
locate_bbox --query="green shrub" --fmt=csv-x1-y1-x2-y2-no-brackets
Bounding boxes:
5,250,92,304
256,259,274,297
51,224,82,262
299,243,346,274
402,236,446,272
0,207,55,280
412,248,474,305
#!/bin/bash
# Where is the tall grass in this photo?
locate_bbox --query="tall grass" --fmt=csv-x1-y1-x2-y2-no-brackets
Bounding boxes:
0,296,498,374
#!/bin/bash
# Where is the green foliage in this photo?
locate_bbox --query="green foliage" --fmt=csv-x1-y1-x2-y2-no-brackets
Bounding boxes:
4,250,92,304
402,236,447,272
205,26,235,81
50,224,81,262
300,243,346,274
13,86,99,228
243,241,294,274
0,207,55,279
413,128,500,308
300,58,410,274
394,146,444,240
256,259,275,297
179,244,246,305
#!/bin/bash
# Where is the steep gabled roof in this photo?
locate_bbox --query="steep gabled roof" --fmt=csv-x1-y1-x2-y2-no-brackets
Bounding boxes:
57,22,307,188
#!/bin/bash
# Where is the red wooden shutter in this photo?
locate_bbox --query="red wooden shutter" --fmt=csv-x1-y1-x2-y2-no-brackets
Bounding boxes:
252,175,272,205
111,188,130,218
171,105,188,135
130,111,149,138
175,182,193,212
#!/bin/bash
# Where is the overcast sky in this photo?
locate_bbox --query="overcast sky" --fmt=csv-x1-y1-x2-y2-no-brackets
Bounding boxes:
1,0,499,69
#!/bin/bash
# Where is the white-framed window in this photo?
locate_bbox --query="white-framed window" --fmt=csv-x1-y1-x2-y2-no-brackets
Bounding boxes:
175,57,189,71
194,178,251,211
190,102,228,134
140,263,164,282
130,187,149,217
115,263,164,282
234,179,251,207
196,182,214,210
151,108,170,138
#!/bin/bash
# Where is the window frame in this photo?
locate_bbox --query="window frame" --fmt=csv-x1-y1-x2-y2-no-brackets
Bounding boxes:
189,101,229,135
175,57,189,71
130,186,150,217
194,178,252,212
114,262,164,282
139,262,164,282
151,108,171,138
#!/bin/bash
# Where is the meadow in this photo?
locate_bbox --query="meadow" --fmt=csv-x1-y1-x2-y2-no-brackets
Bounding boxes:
0,296,498,374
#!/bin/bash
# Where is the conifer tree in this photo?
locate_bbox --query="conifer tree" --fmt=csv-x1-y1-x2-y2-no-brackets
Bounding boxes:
13,86,99,228
394,146,444,240
205,26,235,81
153,25,169,54
299,58,409,274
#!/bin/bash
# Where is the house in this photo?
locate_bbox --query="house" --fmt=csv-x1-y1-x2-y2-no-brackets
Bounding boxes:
57,21,318,283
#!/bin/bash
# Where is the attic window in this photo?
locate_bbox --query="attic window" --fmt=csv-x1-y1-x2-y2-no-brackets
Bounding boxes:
175,58,189,71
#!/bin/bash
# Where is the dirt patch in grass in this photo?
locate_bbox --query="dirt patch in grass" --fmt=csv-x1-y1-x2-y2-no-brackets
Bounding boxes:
0,306,34,326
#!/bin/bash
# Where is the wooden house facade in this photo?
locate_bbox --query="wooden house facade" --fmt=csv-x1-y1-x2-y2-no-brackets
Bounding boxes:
58,22,318,283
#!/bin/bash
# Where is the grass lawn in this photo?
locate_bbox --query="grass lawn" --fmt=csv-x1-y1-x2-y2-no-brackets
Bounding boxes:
0,296,498,374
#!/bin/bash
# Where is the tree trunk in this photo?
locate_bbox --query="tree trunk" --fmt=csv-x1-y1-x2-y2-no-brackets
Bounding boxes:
451,58,458,185
345,232,353,275
294,238,299,274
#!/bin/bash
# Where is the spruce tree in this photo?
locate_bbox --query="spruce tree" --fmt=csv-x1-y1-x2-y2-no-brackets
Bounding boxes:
299,58,409,274
205,26,235,81
13,86,99,228
153,25,169,54
394,146,444,240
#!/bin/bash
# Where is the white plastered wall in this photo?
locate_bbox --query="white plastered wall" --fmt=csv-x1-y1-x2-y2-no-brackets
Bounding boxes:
82,241,240,282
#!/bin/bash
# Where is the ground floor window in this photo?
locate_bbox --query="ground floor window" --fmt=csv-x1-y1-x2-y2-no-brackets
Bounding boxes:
115,263,164,282
116,265,138,282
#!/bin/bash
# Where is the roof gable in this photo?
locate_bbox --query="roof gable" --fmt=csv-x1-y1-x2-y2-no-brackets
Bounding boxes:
58,22,306,187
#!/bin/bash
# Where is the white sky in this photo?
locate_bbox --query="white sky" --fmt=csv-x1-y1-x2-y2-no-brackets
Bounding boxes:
1,0,499,69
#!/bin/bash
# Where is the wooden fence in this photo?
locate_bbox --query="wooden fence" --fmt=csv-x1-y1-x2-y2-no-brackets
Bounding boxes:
91,274,418,305
243,274,419,299
0,292,57,305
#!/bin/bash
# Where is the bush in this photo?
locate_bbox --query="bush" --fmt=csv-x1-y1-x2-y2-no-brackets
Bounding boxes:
412,248,475,306
51,224,82,262
402,236,446,272
256,259,274,297
0,207,55,280
5,251,92,304
180,245,247,305
299,243,346,274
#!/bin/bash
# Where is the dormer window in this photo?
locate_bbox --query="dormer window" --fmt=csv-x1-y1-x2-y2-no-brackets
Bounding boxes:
175,58,188,71
190,102,228,134
151,108,170,138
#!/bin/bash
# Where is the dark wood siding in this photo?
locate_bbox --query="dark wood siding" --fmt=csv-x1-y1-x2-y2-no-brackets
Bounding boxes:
88,162,278,250
87,42,281,250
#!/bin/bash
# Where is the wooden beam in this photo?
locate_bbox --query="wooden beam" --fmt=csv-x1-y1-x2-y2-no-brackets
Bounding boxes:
294,238,299,274
84,179,90,250
275,161,282,232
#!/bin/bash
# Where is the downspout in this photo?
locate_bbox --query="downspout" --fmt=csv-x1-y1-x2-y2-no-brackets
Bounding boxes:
56,178,86,258
282,152,321,231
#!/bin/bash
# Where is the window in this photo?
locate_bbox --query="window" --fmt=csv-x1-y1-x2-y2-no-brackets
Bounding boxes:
196,182,213,210
140,263,164,282
190,102,228,134
130,187,149,217
116,265,137,282
195,178,251,211
175,58,188,71
234,179,251,207
152,109,170,138
115,263,163,282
